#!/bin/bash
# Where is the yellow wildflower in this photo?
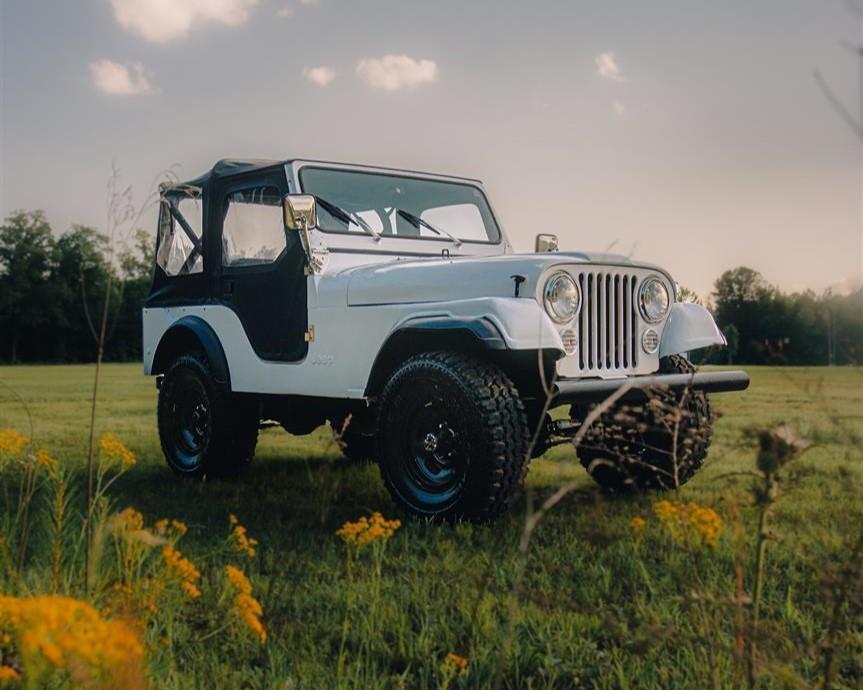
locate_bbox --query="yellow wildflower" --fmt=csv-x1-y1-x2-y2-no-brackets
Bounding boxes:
162,546,201,600
0,666,20,682
224,565,266,643
652,500,723,549
180,581,202,600
109,507,145,533
0,429,27,455
226,564,251,594
0,595,143,687
0,667,19,683
33,449,58,474
336,512,401,548
630,515,646,533
98,433,136,468
228,516,258,558
443,652,468,676
153,518,188,538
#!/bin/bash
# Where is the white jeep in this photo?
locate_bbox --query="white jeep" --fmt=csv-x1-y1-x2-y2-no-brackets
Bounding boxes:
143,159,749,521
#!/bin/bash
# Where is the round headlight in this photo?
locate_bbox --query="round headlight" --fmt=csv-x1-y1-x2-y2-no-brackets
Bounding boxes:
544,272,580,323
639,276,670,323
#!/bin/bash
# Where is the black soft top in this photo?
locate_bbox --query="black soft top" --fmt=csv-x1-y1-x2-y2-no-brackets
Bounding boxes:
167,158,483,194
168,158,288,192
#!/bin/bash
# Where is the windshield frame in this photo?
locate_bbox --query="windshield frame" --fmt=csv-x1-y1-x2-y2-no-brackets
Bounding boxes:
296,164,504,247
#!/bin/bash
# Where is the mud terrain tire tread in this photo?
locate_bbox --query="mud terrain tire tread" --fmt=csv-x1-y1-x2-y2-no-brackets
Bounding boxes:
577,354,713,492
376,351,530,521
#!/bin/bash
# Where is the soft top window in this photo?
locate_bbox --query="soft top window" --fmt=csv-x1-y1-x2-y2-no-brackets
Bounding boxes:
299,167,501,244
222,186,286,267
156,190,203,277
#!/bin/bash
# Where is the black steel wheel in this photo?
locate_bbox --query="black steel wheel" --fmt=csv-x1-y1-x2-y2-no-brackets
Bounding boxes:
577,354,713,492
157,353,259,479
376,352,529,521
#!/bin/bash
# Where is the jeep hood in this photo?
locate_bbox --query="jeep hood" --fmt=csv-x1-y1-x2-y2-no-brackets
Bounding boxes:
344,252,668,307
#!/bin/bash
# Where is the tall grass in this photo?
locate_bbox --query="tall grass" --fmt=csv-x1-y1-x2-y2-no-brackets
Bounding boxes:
0,364,861,688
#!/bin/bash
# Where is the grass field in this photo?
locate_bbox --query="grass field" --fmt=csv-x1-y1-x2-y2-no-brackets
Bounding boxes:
0,364,861,688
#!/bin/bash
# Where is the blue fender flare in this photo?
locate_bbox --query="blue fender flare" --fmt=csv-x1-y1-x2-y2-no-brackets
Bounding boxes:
151,316,231,390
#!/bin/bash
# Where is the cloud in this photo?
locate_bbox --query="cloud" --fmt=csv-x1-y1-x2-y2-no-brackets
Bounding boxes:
595,51,625,81
110,0,259,43
275,5,293,17
304,65,335,87
89,60,154,95
356,54,438,91
299,0,319,5
613,100,625,116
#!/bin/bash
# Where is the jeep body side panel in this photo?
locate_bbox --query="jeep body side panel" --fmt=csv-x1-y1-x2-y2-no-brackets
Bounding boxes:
143,292,564,398
658,302,727,358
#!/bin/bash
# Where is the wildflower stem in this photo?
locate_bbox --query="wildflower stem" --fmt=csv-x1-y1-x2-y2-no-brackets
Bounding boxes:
84,300,109,592
16,458,37,572
50,473,67,593
195,623,231,644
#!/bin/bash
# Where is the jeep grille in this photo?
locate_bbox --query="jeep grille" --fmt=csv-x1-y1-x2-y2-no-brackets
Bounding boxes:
576,271,639,373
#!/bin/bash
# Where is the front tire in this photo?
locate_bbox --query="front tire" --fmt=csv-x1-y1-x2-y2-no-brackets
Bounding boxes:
577,355,713,492
376,352,530,522
157,353,259,479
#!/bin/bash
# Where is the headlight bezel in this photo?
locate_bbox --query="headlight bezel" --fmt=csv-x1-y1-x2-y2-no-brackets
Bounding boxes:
543,271,581,324
638,275,671,323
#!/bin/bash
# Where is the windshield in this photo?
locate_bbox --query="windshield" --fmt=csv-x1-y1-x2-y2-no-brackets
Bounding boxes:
299,167,501,244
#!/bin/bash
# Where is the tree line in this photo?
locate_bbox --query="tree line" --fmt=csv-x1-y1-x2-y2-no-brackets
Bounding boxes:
703,266,862,366
0,210,151,363
0,210,860,365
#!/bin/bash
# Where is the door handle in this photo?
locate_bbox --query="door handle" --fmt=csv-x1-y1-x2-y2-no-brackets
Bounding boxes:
222,280,235,301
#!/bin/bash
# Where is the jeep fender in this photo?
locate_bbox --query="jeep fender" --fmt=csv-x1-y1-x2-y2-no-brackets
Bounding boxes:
364,298,565,396
659,303,726,358
150,316,232,390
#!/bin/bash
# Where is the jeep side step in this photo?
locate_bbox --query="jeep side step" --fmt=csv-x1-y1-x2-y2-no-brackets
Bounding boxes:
553,370,750,404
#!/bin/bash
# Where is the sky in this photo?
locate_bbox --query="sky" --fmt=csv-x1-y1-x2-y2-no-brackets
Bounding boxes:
1,0,860,298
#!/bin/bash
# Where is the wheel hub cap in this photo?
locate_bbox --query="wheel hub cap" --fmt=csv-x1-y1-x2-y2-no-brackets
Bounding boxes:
423,432,439,453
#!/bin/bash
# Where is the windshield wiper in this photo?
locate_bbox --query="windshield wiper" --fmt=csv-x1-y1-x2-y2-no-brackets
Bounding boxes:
396,209,462,247
314,196,381,242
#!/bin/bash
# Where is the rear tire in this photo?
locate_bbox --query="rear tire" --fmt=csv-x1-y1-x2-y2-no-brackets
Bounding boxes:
157,353,259,479
577,355,713,492
376,352,530,522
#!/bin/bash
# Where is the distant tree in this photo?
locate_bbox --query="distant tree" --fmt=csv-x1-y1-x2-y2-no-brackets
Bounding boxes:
712,267,777,363
713,266,773,306
0,211,62,362
53,225,112,361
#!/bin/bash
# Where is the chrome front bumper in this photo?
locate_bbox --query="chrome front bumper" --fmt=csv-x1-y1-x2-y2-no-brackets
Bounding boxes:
553,370,750,403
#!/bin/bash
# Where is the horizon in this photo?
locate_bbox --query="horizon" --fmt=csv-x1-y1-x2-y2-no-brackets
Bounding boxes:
1,0,861,297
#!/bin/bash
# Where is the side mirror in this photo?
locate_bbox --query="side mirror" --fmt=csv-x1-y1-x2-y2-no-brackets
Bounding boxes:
283,194,317,231
535,233,559,253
